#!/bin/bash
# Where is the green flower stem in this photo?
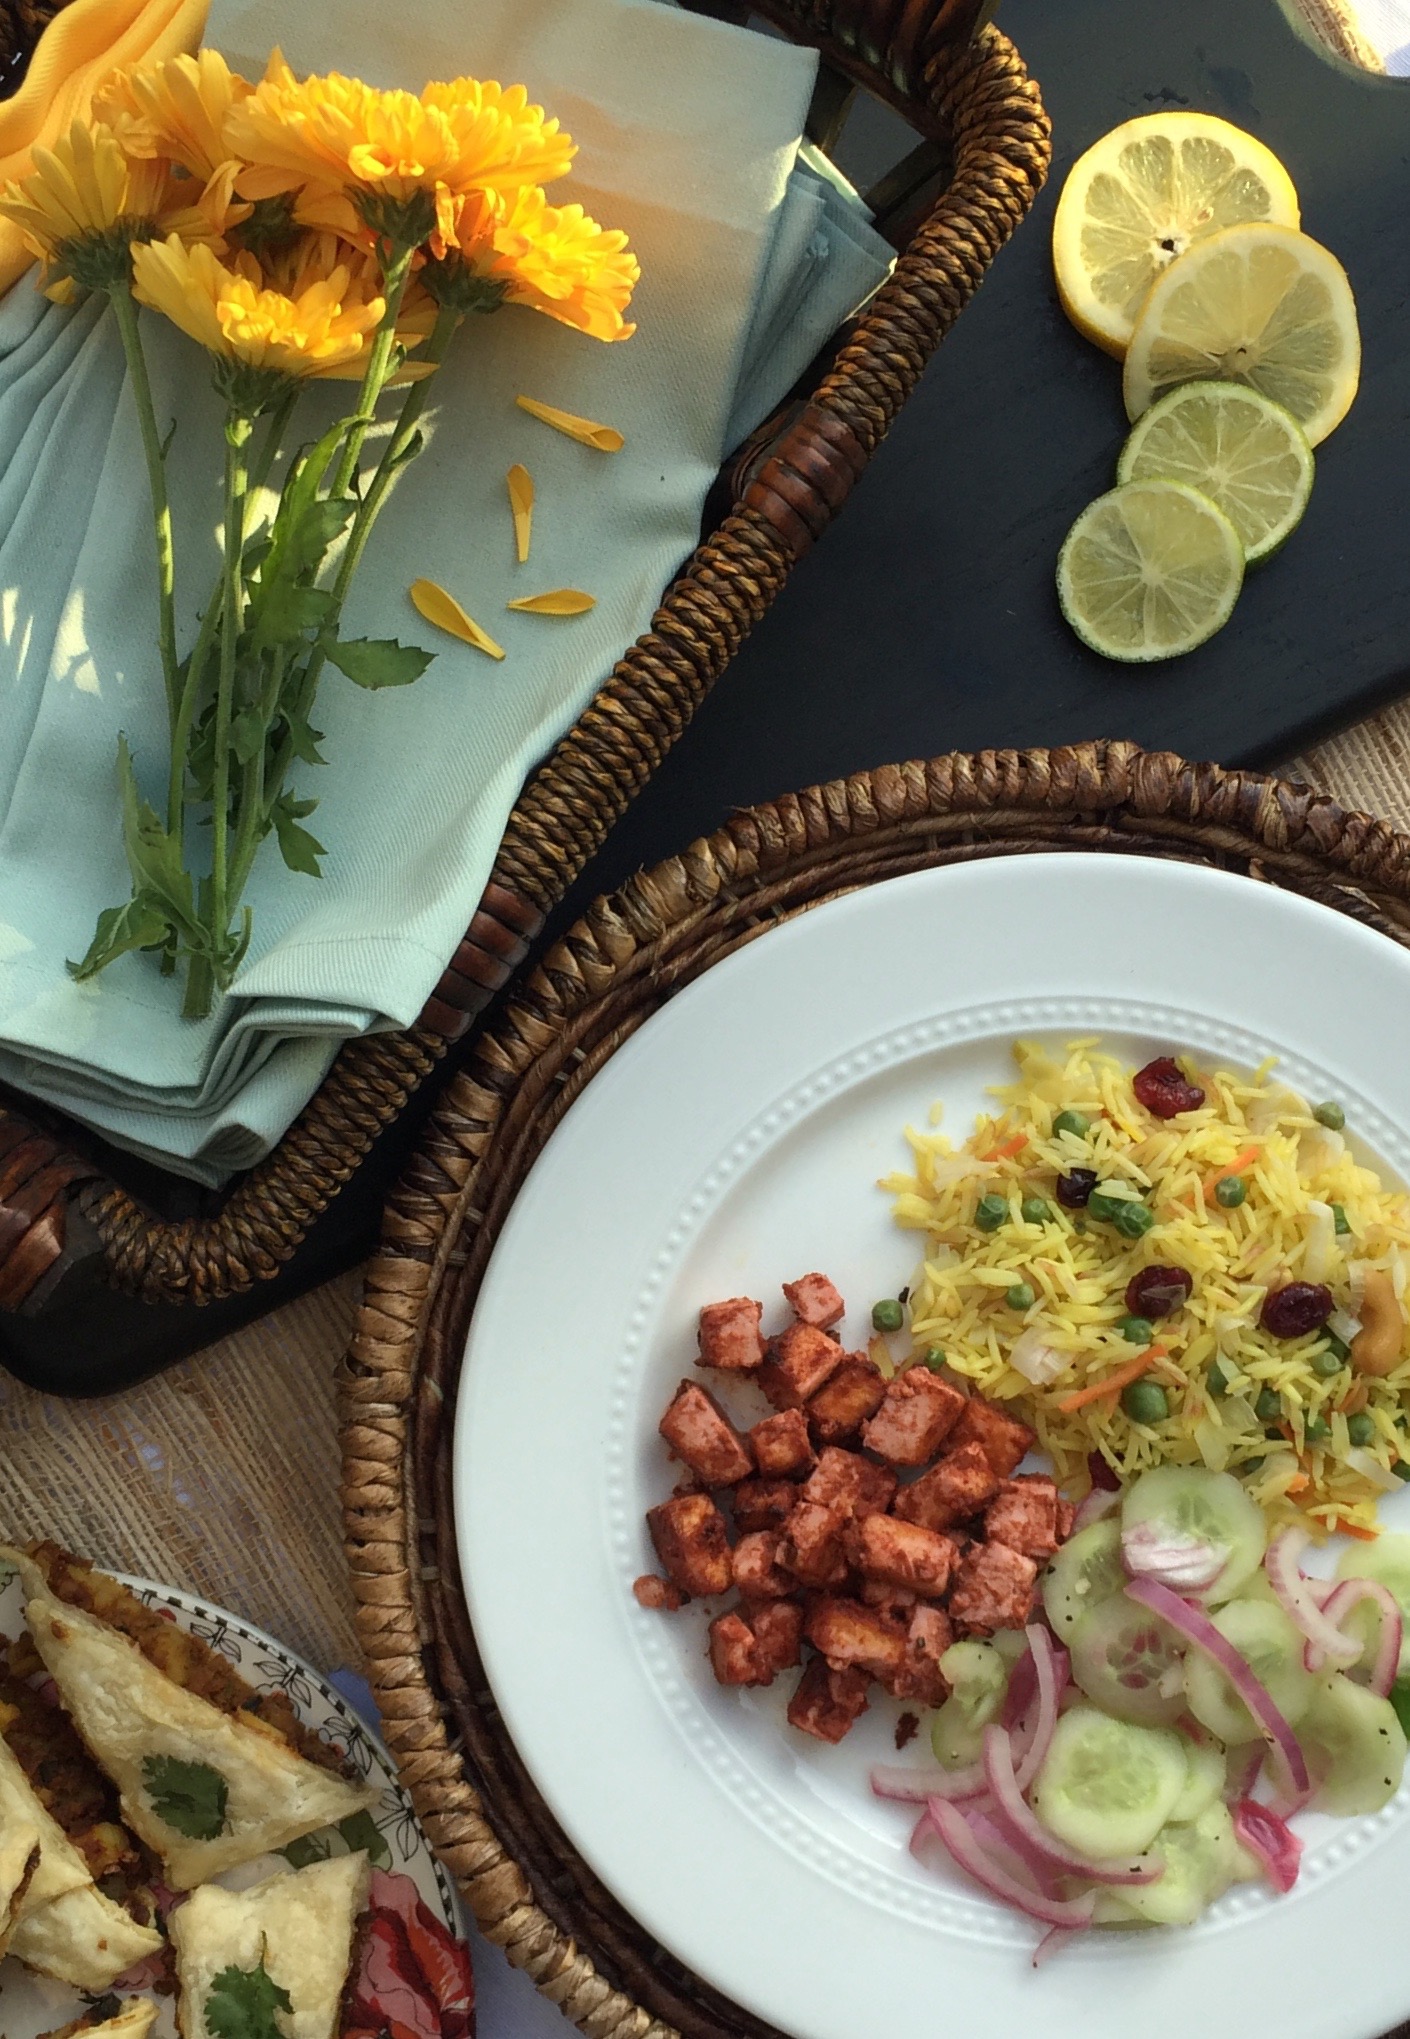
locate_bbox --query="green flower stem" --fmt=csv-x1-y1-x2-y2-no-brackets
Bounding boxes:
248,304,459,887
228,643,287,902
210,411,254,981
250,382,298,495
327,243,416,503
109,284,179,730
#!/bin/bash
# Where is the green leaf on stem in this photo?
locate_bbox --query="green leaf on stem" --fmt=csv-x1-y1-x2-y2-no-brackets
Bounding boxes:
117,737,201,939
67,895,171,980
230,708,266,766
328,637,433,690
272,794,325,878
250,580,334,649
280,707,325,767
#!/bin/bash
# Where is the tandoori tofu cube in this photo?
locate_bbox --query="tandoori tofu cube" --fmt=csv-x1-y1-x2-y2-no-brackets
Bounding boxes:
851,1513,959,1598
947,1395,1035,1478
731,1530,793,1600
732,1478,798,1533
803,1596,907,1683
697,1297,766,1372
861,1368,966,1465
647,1494,732,1598
886,1605,955,1706
748,1408,816,1481
708,1610,770,1686
759,1323,846,1409
984,1474,1060,1559
860,1580,918,1621
948,1541,1038,1635
806,1355,886,1447
745,1598,804,1674
786,1655,870,1744
632,1574,685,1612
659,1379,753,1487
802,1446,897,1521
891,1441,1002,1532
782,1272,845,1329
777,1500,850,1587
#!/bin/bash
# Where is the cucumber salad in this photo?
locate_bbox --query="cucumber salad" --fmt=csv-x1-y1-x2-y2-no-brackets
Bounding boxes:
872,1465,1410,1960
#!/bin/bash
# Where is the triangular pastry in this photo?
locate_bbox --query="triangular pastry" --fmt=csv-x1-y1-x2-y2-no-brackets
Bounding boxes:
0,1732,162,1988
10,1566,377,1889
39,2001,159,2039
171,1852,372,2039
0,1816,40,1953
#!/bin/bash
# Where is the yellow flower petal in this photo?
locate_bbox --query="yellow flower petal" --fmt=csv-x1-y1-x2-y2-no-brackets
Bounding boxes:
409,578,505,658
506,588,596,615
506,463,533,564
515,395,623,452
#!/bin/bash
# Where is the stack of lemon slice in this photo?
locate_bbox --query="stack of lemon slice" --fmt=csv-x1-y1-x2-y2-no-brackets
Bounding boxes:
1050,113,1360,663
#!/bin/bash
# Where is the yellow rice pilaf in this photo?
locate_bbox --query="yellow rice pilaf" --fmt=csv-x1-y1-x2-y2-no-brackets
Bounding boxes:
884,1039,1410,1538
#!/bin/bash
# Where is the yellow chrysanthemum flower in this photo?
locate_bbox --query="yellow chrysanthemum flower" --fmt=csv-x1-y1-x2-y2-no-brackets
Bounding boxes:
94,49,253,186
259,229,438,352
0,119,219,299
131,231,386,384
224,52,575,250
427,184,638,341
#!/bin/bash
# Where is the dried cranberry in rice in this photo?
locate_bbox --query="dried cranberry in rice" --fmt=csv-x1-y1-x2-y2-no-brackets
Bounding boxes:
1056,1167,1098,1209
1260,1282,1334,1339
1125,1266,1193,1320
1133,1057,1206,1119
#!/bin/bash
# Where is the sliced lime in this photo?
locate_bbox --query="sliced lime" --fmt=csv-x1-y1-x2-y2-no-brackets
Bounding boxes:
1057,480,1244,663
1117,382,1313,562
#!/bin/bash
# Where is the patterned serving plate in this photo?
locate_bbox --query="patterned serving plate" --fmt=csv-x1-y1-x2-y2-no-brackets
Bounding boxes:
0,1568,462,2036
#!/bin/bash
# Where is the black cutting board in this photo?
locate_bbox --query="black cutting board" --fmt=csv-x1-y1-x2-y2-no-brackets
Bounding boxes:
557,0,1410,907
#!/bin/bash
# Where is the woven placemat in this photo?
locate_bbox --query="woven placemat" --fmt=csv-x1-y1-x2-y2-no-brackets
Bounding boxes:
338,738,1410,2039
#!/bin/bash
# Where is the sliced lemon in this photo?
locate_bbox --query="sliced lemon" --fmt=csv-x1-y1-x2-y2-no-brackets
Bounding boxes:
1057,480,1244,663
1123,222,1359,445
1116,381,1314,562
1052,112,1300,358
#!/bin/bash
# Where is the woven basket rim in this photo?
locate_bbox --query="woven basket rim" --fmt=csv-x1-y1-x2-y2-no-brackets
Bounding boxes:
342,739,1410,2039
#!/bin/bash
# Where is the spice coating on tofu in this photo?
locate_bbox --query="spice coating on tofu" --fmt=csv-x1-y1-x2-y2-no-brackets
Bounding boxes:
641,1272,1078,1744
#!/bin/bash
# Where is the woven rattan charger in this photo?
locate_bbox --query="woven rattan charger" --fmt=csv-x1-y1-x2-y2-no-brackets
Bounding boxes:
342,739,1410,2039
0,0,1050,1340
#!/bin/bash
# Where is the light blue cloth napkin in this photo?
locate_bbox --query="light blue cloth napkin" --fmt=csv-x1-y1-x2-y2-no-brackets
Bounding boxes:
0,0,893,1183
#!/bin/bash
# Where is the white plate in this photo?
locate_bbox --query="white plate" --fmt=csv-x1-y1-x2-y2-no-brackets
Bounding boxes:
455,853,1410,2039
0,1573,459,2036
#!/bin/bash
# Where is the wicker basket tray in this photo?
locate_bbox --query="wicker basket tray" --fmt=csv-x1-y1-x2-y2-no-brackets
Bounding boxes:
341,738,1410,2039
0,0,1049,1349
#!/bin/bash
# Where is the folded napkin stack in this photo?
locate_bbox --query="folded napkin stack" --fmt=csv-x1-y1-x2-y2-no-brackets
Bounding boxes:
0,0,893,1182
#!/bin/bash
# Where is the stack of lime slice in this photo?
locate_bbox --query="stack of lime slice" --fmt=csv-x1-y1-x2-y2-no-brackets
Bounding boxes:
1050,113,1360,663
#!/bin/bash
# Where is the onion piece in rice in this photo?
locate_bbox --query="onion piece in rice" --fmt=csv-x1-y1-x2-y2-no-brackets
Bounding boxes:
1302,1202,1337,1285
1327,1305,1363,1347
1009,1327,1067,1387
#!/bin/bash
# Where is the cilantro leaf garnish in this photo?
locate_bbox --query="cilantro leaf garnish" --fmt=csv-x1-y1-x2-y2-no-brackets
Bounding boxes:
205,1960,292,2039
142,1753,229,1839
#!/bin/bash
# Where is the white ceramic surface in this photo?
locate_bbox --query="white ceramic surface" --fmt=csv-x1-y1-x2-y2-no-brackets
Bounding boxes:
0,1571,459,2036
455,853,1410,2039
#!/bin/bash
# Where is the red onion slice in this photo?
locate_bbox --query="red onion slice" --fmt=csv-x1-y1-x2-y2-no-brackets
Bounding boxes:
1032,1925,1085,1968
1232,1798,1304,1894
1072,1486,1121,1535
982,1725,1162,1886
1125,1579,1310,1800
1122,1521,1228,1593
1011,1624,1066,1792
1001,1640,1038,1732
872,1760,986,1805
1223,1742,1265,1804
1265,1528,1360,1667
1313,1578,1403,1694
913,1802,1102,1930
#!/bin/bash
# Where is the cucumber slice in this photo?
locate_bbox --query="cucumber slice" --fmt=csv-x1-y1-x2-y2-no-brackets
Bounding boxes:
1103,1802,1240,1928
1070,1591,1188,1726
1042,1517,1126,1641
1167,1735,1227,1823
1336,1532,1410,1680
1300,1672,1408,1817
1121,1465,1267,1603
1183,1597,1316,1743
930,1641,1008,1769
1032,1704,1188,1860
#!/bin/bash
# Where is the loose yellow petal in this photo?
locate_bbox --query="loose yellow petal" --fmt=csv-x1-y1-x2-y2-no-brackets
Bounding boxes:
506,589,597,615
514,395,623,452
506,463,534,563
409,578,505,658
